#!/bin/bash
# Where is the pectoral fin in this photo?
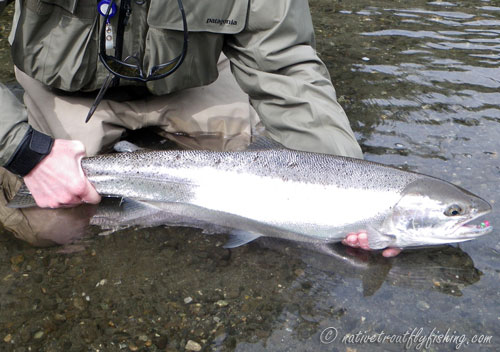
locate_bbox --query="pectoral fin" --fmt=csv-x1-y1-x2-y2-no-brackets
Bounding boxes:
367,226,396,249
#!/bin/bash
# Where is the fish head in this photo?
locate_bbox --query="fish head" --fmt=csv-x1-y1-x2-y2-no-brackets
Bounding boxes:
379,178,493,248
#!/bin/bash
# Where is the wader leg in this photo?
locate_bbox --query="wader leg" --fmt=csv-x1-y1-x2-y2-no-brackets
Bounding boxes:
15,53,260,155
151,53,261,151
15,67,125,157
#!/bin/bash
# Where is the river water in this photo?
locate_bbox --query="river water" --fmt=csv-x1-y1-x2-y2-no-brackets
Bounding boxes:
0,0,499,351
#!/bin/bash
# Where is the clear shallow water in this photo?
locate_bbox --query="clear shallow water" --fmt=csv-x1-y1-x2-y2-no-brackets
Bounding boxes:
0,3,14,84
1,0,499,351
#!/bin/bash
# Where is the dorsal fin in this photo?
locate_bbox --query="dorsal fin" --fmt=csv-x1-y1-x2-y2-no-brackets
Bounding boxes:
246,135,285,151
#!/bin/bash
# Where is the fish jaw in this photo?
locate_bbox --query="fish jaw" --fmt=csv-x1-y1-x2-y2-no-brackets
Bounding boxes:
392,202,493,248
435,215,493,243
425,192,492,245
377,177,494,249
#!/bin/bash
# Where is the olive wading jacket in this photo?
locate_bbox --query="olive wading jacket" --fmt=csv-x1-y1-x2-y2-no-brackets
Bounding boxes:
0,0,362,168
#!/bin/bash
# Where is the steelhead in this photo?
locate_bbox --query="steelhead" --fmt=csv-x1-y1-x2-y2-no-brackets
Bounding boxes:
9,142,493,249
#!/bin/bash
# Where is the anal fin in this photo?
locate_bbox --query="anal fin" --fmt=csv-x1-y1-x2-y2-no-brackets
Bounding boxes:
223,230,262,248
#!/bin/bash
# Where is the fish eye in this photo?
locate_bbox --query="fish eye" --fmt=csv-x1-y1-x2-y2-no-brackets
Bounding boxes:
444,204,463,217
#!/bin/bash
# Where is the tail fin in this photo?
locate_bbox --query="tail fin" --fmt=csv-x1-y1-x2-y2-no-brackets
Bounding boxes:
7,183,37,208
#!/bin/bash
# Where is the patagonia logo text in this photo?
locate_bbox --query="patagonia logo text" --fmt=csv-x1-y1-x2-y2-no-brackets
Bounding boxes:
206,18,238,26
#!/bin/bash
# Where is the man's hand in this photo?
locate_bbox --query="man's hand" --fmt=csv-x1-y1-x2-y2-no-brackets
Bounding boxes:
342,231,402,257
23,139,101,208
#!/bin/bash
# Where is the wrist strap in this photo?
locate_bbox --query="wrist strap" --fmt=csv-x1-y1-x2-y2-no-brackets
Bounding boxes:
4,127,54,177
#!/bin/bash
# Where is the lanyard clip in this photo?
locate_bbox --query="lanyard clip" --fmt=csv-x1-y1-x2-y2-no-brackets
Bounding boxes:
98,0,118,53
98,0,117,22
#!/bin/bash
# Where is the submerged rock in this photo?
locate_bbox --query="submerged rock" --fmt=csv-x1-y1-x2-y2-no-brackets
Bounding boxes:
185,340,202,351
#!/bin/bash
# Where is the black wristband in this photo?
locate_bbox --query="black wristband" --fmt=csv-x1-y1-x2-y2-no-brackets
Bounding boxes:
4,127,54,177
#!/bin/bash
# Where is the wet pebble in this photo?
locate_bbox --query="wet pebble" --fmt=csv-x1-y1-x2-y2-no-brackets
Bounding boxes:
73,297,86,310
213,332,227,346
32,273,43,283
19,327,30,343
185,340,202,351
224,287,240,299
301,281,312,290
215,300,228,308
95,279,107,287
417,301,430,311
10,254,24,265
254,329,269,339
42,300,58,311
294,268,305,277
153,335,168,349
54,313,66,322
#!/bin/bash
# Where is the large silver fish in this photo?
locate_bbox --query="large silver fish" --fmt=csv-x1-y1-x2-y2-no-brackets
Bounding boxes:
9,141,493,249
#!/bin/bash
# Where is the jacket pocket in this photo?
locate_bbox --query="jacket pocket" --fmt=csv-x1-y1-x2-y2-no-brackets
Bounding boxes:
40,0,78,14
24,0,95,18
147,0,248,34
143,0,248,94
12,0,98,91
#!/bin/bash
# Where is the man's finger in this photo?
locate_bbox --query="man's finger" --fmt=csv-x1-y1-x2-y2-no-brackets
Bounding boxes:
343,233,359,247
357,232,371,250
382,248,402,257
80,179,101,204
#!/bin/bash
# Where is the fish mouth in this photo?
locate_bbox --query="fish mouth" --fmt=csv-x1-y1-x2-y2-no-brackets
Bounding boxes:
457,221,493,237
448,213,493,242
